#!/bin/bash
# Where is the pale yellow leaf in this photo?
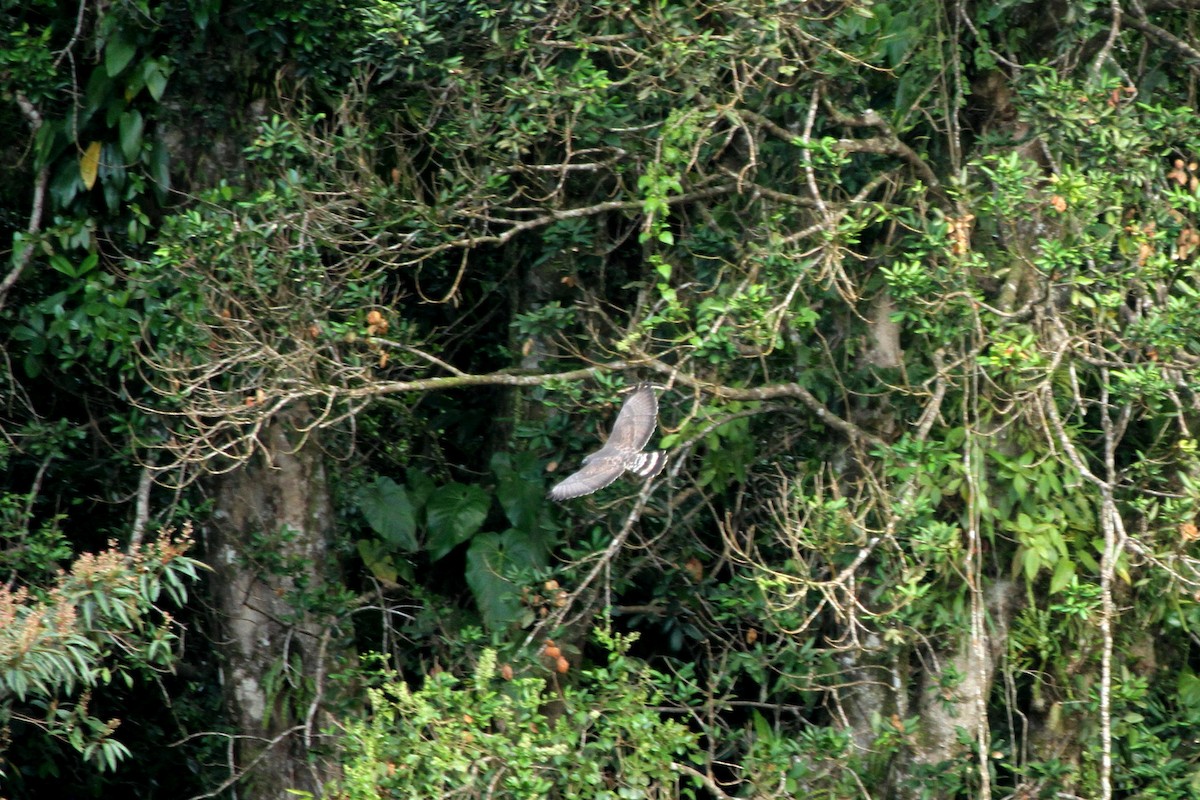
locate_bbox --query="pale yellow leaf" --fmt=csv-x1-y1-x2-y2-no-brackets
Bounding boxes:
80,141,102,190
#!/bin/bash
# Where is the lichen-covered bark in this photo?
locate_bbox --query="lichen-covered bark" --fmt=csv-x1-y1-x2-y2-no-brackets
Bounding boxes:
206,407,341,797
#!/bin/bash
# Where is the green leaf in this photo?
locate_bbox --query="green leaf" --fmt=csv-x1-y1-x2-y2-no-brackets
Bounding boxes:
104,32,136,77
465,530,545,630
119,110,144,163
148,138,170,201
405,468,436,512
33,120,59,169
81,69,113,133
49,254,77,277
492,452,544,532
1076,548,1099,573
10,324,41,342
356,539,399,584
1022,548,1041,583
751,710,772,740
1177,668,1200,713
426,483,490,561
465,533,516,631
77,252,99,277
143,58,170,101
22,353,42,379
1049,557,1075,594
358,476,418,551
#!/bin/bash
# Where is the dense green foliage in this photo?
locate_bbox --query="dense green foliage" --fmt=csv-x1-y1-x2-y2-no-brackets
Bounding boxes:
7,0,1200,798
333,635,700,800
0,532,200,773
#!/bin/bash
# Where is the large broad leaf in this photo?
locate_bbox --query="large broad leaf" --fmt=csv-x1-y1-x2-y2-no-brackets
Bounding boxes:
465,530,547,631
50,161,83,213
405,468,436,511
1049,556,1075,595
426,483,490,561
82,68,112,132
99,143,125,212
33,121,59,170
358,476,418,552
491,451,545,532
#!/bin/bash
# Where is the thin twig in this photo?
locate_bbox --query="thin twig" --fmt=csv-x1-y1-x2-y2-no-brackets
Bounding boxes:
21,454,53,536
521,473,661,651
672,762,736,800
177,725,308,800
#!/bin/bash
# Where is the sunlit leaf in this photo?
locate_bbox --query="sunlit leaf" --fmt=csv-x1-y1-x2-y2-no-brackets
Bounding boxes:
357,539,399,584
80,141,102,190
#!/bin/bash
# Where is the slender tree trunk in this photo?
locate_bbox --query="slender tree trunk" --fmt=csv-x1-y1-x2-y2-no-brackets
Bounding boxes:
207,406,342,798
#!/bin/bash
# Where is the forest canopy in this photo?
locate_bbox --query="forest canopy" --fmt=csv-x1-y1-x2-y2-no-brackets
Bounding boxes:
5,0,1200,798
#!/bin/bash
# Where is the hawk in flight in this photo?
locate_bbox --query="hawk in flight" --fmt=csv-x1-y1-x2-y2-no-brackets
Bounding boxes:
548,384,668,501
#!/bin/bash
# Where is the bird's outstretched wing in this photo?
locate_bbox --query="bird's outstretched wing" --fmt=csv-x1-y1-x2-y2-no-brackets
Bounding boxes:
606,383,660,453
547,455,627,501
548,384,668,501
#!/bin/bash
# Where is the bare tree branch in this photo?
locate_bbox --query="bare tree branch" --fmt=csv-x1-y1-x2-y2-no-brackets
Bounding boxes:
381,182,738,264
0,93,50,313
642,356,888,448
1121,11,1200,64
1091,0,1123,81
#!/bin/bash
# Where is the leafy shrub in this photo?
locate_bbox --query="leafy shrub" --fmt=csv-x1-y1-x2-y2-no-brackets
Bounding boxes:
331,631,701,800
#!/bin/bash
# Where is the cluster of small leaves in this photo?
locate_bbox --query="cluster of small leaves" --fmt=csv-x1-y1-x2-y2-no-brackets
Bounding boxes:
0,8,58,103
332,632,700,800
0,528,202,772
12,250,157,378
